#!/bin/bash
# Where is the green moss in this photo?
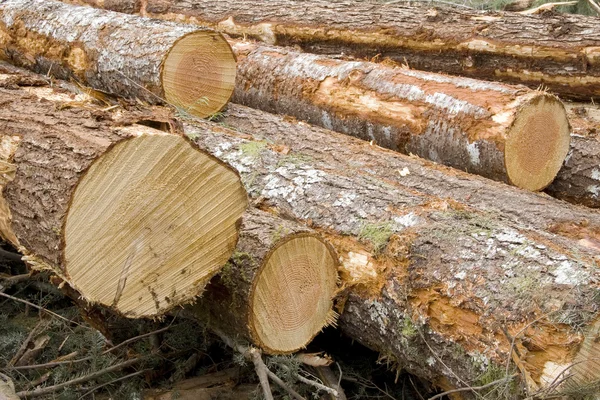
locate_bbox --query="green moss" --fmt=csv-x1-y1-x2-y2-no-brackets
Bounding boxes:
400,317,418,339
239,140,268,160
358,221,394,254
276,152,314,168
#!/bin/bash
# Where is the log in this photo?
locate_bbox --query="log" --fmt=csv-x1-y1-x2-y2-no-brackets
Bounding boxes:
0,0,237,118
56,1,597,205
192,208,339,354
0,84,248,318
230,42,571,192
69,0,600,101
545,102,600,208
183,105,600,396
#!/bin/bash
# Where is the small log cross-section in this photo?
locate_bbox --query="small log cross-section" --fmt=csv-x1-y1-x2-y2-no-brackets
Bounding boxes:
193,208,339,354
232,43,571,192
184,105,600,396
0,0,237,118
0,85,248,318
545,103,600,208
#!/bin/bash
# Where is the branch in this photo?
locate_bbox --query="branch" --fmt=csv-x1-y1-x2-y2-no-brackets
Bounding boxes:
76,369,148,400
0,292,91,330
248,347,274,400
427,374,518,400
6,325,173,371
518,1,577,14
15,357,143,398
588,0,600,14
265,370,306,400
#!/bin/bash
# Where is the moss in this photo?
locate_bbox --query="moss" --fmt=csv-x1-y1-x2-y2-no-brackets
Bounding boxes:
270,225,291,244
276,152,314,168
239,140,268,160
358,221,394,254
400,317,418,339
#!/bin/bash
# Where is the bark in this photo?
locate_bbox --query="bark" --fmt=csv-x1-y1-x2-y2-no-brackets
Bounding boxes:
184,104,600,397
545,102,600,208
0,0,237,118
231,42,571,192
71,0,600,101
0,83,247,318
192,208,338,354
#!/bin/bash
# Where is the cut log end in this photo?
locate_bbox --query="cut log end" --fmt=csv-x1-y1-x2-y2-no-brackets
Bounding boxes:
505,93,571,191
563,318,600,394
249,234,338,354
162,31,237,118
64,130,247,318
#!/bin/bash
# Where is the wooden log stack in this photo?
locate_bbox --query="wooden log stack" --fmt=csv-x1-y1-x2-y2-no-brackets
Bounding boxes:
68,0,600,101
1,0,600,398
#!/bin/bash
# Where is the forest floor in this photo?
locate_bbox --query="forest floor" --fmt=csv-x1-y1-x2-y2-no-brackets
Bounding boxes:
0,243,436,400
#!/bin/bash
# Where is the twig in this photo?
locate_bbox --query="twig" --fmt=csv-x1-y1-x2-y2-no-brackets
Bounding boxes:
6,324,173,371
76,369,148,400
384,0,473,8
7,318,48,367
15,357,142,398
295,372,338,397
588,0,600,14
518,1,577,14
427,374,518,400
249,347,274,400
0,292,90,330
265,369,306,400
213,330,306,400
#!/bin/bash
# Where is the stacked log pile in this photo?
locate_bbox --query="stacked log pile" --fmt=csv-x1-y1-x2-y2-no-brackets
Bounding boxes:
67,0,600,208
1,0,600,398
68,0,600,101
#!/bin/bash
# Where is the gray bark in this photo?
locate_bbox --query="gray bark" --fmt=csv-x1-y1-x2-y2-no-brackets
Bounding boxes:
231,43,569,191
185,105,600,396
72,0,600,101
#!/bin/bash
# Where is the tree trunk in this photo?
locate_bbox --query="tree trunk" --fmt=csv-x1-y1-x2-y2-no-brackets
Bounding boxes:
0,84,247,319
71,0,600,101
230,42,571,192
192,208,339,355
0,0,237,118
545,102,600,208
184,105,600,397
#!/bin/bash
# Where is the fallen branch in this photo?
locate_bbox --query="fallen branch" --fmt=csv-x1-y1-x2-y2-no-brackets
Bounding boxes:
5,325,174,371
427,374,519,400
76,369,148,400
518,1,577,14
0,292,90,330
15,357,143,398
587,0,600,14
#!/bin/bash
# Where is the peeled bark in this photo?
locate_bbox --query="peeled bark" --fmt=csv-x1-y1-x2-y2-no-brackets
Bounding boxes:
193,208,339,354
71,0,600,101
0,0,237,118
230,42,571,192
184,105,600,397
0,84,247,318
545,103,600,208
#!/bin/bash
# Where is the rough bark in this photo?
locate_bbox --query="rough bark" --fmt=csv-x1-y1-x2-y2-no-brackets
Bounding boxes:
0,0,237,118
0,83,247,318
545,102,600,208
183,105,600,397
71,0,600,101
231,42,571,192
192,208,338,354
